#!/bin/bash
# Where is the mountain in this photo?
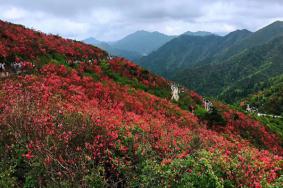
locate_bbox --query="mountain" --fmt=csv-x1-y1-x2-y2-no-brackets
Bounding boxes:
217,21,283,60
83,30,175,60
83,31,215,61
111,30,175,55
83,37,104,45
137,35,223,77
138,21,283,108
215,29,253,56
241,75,283,140
0,20,283,187
83,37,142,60
174,35,283,102
171,21,283,104
183,31,214,36
138,29,252,77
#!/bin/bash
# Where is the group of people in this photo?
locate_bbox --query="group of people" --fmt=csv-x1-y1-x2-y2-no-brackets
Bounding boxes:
0,62,23,78
67,58,97,66
11,62,23,73
246,104,282,118
246,104,258,113
203,98,213,112
171,83,180,102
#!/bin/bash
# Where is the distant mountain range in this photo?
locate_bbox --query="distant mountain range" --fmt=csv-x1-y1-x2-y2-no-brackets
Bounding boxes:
83,30,215,60
137,21,283,114
137,29,253,77
110,30,175,56
83,37,143,60
83,31,174,60
183,31,214,36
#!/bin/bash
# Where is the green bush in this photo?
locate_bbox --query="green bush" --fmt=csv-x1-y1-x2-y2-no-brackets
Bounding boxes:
125,150,226,188
204,107,227,128
0,165,17,188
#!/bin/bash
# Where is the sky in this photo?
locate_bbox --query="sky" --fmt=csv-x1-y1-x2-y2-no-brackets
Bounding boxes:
0,0,283,41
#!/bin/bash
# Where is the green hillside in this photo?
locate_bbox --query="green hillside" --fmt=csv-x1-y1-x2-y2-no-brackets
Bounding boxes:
138,29,252,77
243,75,283,115
174,36,283,105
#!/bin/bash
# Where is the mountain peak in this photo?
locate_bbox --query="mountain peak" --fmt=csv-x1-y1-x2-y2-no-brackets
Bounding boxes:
133,30,149,34
183,31,214,36
111,30,175,55
270,20,283,26
83,37,103,45
261,20,283,31
225,29,252,37
131,30,168,36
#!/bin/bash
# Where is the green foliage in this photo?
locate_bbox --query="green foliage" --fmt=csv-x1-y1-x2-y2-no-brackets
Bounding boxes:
100,59,111,74
148,87,171,99
24,175,37,188
175,92,194,110
195,105,207,119
268,175,283,188
205,108,227,128
0,164,17,188
246,75,283,115
83,166,107,188
195,106,227,128
39,53,68,68
125,150,226,188
84,72,100,81
256,116,283,142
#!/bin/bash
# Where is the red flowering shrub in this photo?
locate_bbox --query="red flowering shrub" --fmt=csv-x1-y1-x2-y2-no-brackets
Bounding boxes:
0,20,282,187
0,20,107,62
0,64,282,187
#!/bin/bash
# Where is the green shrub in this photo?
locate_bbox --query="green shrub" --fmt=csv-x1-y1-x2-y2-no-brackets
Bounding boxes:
204,107,227,128
0,165,17,188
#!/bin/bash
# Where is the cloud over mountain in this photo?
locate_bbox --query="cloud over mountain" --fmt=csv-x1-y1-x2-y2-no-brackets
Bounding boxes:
1,0,283,41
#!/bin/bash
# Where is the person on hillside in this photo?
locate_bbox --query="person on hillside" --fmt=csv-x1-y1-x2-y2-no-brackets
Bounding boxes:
0,62,9,77
0,62,5,71
11,62,22,74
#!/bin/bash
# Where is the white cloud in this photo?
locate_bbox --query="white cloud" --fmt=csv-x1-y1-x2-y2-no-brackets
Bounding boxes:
0,6,28,20
0,0,283,41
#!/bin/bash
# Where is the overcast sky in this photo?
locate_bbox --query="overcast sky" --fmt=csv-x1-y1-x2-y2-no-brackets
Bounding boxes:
0,0,283,41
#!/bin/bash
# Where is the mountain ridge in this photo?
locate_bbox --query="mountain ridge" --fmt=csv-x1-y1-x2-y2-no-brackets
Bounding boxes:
83,30,217,60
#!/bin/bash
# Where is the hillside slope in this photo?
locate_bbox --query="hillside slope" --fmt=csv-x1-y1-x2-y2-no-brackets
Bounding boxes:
174,35,283,105
242,75,283,116
138,30,252,77
0,20,282,187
